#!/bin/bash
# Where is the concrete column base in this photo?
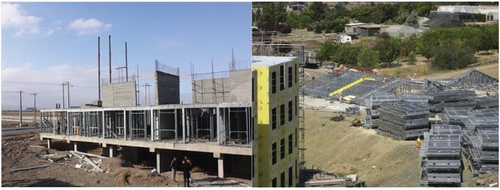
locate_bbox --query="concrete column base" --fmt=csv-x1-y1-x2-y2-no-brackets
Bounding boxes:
109,145,116,158
47,139,51,149
217,154,224,178
103,145,117,158
156,150,167,173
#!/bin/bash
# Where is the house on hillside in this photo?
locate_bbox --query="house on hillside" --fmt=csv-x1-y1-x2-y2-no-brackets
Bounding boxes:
357,24,388,36
344,22,365,38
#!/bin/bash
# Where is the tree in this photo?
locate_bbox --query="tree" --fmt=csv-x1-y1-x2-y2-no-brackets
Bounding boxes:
418,29,440,60
404,11,419,28
432,44,477,70
308,2,329,21
255,3,288,31
374,33,401,67
317,40,337,61
407,51,417,65
357,48,380,69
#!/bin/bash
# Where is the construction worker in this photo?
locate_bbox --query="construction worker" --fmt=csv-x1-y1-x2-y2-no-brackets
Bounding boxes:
338,91,343,103
170,156,178,182
182,156,192,187
416,137,423,149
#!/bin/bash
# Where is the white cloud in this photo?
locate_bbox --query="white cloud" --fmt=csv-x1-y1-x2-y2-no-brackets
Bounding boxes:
67,18,112,35
2,3,42,35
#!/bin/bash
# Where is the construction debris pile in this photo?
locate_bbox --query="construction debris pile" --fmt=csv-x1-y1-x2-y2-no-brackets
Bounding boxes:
419,124,462,187
377,101,430,140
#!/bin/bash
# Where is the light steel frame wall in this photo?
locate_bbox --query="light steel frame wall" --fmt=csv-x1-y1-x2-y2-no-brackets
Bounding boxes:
40,103,253,146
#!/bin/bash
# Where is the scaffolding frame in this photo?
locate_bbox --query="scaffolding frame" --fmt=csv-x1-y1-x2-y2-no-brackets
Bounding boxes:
40,103,253,147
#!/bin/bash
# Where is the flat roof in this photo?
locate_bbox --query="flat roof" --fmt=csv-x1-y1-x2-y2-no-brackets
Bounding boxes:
345,23,365,26
252,56,297,67
358,24,383,28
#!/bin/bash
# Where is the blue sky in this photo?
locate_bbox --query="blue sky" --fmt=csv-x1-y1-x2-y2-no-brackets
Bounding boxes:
1,2,251,110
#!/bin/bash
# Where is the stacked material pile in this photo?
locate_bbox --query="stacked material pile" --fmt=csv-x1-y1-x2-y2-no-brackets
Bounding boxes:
419,124,462,187
364,93,396,129
302,70,388,100
345,106,360,116
427,90,477,112
441,107,471,126
462,108,499,175
402,93,432,104
476,95,499,109
377,101,430,140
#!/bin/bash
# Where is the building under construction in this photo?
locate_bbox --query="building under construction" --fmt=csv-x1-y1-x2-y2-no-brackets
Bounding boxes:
39,37,254,179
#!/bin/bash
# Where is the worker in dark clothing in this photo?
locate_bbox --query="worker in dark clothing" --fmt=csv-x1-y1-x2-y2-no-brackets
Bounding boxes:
170,156,178,182
182,156,192,187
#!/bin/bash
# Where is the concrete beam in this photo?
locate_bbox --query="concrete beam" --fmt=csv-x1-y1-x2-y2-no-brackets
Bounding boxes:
40,133,251,156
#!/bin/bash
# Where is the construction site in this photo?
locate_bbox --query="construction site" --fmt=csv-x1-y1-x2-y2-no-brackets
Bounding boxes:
298,60,499,187
2,35,256,187
252,10,499,186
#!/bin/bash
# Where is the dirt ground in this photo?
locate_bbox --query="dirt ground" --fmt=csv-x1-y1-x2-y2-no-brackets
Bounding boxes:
303,100,498,187
302,64,498,187
1,132,250,187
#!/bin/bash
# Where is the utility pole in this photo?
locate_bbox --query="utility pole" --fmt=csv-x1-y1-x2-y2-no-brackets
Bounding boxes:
31,93,37,123
19,90,23,128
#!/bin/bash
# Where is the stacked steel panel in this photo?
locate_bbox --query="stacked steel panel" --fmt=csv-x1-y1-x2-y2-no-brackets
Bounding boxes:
402,93,432,104
476,96,499,109
462,108,499,175
377,101,430,140
427,90,477,112
302,70,388,101
419,124,462,187
364,93,396,129
441,107,471,126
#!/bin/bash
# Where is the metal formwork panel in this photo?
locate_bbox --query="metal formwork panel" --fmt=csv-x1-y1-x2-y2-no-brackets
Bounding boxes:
425,159,461,172
428,90,476,103
380,101,429,117
426,173,461,184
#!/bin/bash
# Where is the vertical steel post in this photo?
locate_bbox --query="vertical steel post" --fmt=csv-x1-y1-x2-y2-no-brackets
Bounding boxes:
67,82,70,108
62,83,65,109
109,35,112,84
19,90,22,127
98,36,101,101
125,42,128,82
33,93,37,123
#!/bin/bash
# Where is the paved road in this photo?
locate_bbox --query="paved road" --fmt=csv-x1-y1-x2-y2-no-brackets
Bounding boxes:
2,126,40,135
